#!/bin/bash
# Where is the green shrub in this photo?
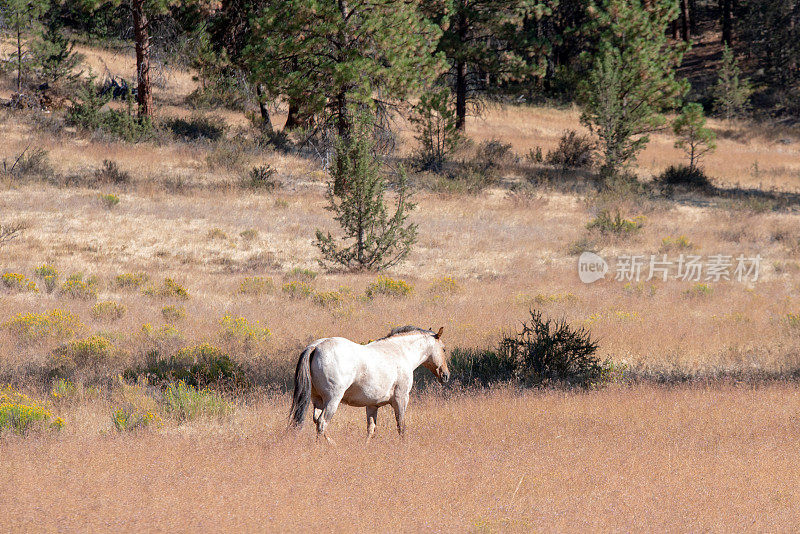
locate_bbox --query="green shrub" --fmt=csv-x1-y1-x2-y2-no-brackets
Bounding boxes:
501,309,602,388
311,290,347,309
115,272,149,289
99,193,120,209
2,272,38,292
67,77,155,143
143,278,189,300
163,381,232,421
91,301,126,322
365,276,413,299
165,115,226,142
657,164,712,189
112,407,161,432
660,235,694,251
207,227,227,240
684,283,713,298
124,343,246,389
0,386,63,434
49,378,101,403
48,335,119,379
587,210,644,235
238,276,274,296
220,315,271,348
34,264,58,293
447,347,516,387
239,228,258,241
545,130,595,169
282,280,314,299
60,273,99,300
2,309,84,342
242,165,279,190
94,160,131,185
161,305,186,322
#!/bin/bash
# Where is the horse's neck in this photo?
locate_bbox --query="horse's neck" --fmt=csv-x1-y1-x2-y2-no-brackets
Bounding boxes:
377,335,429,369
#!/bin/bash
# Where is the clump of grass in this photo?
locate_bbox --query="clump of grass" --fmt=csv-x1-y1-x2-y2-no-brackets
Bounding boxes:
238,276,274,296
2,309,84,342
785,313,800,328
684,283,713,298
2,272,38,292
219,315,271,348
112,407,161,432
516,292,579,306
111,377,162,432
365,276,413,299
115,272,149,290
94,160,130,185
50,378,101,404
98,193,120,209
429,276,460,297
91,301,126,322
661,235,694,251
239,228,258,241
161,305,186,322
207,227,227,240
143,278,189,300
282,280,314,299
587,210,644,235
60,273,99,300
48,335,120,379
0,386,63,434
242,165,279,190
162,381,232,421
33,264,58,293
286,267,317,281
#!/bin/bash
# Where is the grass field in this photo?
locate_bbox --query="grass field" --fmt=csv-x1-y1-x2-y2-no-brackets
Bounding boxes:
1,43,800,531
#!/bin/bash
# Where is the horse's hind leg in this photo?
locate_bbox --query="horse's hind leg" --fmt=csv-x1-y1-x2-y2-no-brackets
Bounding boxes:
316,396,341,445
391,393,409,438
312,395,323,425
365,406,378,443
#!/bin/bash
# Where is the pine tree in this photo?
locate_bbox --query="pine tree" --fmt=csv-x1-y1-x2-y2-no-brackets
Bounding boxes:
409,88,461,171
31,2,84,86
672,103,716,170
580,0,688,177
712,45,753,121
424,0,553,131
315,116,417,271
0,0,49,92
245,0,444,139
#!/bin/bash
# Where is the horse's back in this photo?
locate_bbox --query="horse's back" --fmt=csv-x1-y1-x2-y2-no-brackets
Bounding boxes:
307,337,402,407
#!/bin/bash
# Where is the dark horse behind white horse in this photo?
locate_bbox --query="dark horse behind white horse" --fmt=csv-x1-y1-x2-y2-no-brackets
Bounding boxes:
290,326,449,442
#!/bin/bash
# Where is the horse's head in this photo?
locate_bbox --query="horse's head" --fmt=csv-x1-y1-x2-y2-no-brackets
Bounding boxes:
423,326,450,383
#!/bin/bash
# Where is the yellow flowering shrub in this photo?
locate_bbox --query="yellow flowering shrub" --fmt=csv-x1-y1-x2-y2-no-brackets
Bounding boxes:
238,276,274,296
0,386,63,434
48,335,119,378
2,272,38,292
220,315,271,349
161,305,186,322
115,272,149,290
2,309,84,342
282,280,314,299
60,273,99,300
365,276,413,299
143,278,189,300
34,264,59,293
91,301,126,322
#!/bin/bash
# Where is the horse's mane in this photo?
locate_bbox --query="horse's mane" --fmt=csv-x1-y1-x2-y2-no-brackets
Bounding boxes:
379,325,434,340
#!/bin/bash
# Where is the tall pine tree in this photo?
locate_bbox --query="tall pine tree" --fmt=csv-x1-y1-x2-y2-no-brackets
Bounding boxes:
245,0,444,140
580,0,687,176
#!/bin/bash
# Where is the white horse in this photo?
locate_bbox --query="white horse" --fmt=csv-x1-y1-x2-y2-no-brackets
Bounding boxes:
290,326,449,442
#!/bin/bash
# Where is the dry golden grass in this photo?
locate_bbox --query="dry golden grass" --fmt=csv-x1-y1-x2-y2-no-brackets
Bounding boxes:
2,43,800,532
2,385,800,532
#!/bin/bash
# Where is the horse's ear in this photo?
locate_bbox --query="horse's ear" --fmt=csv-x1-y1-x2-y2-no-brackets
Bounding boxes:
434,326,444,339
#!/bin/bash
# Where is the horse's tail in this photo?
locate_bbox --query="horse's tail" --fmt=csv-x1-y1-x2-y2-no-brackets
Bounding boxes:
289,345,315,428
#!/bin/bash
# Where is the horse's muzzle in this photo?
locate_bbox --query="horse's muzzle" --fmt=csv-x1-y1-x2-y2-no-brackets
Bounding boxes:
440,371,450,383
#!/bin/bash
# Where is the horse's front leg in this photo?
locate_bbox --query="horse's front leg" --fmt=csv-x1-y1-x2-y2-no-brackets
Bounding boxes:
365,406,378,443
391,393,409,438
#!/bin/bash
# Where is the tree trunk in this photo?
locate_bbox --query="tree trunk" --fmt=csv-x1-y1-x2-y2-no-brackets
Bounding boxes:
132,0,152,118
689,0,698,34
721,0,732,45
335,90,350,139
16,24,22,92
256,84,273,135
671,20,678,40
284,98,301,130
455,60,467,131
680,0,690,41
